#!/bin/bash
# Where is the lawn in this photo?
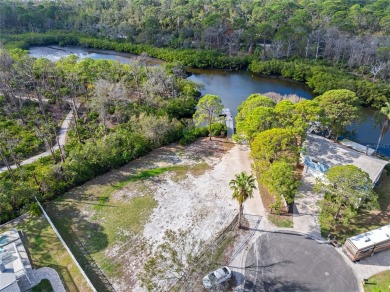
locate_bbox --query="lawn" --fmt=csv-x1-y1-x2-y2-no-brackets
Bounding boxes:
364,270,390,292
258,183,293,228
32,279,53,292
45,178,159,290
0,215,90,292
47,163,211,286
43,139,239,290
330,171,390,242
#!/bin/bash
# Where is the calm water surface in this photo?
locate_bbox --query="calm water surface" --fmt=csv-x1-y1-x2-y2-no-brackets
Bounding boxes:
187,68,314,118
29,46,390,156
29,46,163,65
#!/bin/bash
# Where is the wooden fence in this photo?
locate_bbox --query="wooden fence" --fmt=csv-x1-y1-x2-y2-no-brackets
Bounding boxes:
168,212,239,291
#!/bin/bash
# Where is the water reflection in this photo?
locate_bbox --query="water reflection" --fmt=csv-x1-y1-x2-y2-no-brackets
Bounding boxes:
187,68,314,118
29,46,163,65
28,46,390,156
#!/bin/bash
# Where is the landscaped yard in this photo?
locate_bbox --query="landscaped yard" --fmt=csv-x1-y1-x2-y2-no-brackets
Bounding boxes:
365,270,390,292
32,279,53,292
333,170,390,242
258,183,293,228
0,215,90,291
44,138,252,291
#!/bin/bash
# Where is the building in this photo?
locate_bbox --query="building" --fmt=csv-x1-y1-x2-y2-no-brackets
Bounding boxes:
0,230,31,292
303,134,388,185
343,224,390,261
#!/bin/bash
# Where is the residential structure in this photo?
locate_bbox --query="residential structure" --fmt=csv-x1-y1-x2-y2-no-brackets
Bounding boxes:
0,230,31,292
303,134,388,185
343,224,390,261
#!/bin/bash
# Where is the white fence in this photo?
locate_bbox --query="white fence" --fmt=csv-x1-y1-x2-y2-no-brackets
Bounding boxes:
35,197,97,292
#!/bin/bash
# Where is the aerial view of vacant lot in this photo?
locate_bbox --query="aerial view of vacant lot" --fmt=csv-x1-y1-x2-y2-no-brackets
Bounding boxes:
44,138,250,290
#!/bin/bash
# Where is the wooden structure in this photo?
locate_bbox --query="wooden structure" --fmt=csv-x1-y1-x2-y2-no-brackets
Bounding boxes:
221,108,234,139
343,224,390,261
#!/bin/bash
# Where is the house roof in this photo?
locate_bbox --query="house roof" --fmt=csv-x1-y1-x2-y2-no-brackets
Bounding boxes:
0,230,24,292
304,134,389,183
347,224,390,250
339,138,375,156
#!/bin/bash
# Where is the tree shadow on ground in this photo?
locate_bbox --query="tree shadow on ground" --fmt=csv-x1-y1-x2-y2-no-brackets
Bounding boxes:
44,202,114,291
46,264,79,292
244,276,315,292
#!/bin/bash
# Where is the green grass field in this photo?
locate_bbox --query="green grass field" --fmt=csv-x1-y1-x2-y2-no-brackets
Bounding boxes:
44,159,211,290
364,270,390,292
330,171,390,242
0,215,90,292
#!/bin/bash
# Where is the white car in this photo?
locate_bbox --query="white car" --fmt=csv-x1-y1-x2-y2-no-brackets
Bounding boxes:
202,266,232,289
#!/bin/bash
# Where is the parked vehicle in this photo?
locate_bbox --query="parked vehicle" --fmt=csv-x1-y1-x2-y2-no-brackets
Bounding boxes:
202,266,232,289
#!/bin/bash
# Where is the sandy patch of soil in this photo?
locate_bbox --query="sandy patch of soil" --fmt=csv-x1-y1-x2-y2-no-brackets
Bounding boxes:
114,139,250,290
48,138,252,291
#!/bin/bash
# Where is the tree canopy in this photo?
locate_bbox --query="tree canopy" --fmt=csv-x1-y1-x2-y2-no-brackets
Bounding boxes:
0,48,202,223
315,165,377,233
261,161,300,205
1,0,389,80
230,171,257,228
251,128,298,172
314,89,361,139
193,94,223,140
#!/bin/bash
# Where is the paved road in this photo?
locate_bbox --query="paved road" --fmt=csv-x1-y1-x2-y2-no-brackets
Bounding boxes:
0,110,73,173
244,233,359,292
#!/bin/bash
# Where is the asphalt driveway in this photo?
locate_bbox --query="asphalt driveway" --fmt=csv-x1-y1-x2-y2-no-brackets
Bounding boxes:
244,232,359,292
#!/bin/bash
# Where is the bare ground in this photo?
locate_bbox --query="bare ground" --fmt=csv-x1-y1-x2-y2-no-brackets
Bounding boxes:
45,138,253,291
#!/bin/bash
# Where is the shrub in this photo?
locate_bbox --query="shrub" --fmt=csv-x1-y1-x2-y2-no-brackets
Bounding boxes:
211,122,227,137
29,202,42,216
179,127,208,145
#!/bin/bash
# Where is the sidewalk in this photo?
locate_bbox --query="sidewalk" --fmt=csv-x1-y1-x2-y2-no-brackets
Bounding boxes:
227,179,269,291
228,168,390,292
293,173,322,239
0,109,73,173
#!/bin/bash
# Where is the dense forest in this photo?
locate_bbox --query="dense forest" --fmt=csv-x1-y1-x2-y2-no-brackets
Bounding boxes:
0,0,389,222
0,0,389,79
0,48,210,223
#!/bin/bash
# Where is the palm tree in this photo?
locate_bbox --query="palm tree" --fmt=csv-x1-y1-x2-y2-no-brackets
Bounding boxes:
375,102,390,153
230,172,257,228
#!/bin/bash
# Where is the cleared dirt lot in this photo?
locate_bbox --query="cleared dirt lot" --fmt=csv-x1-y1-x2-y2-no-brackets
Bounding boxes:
45,138,252,291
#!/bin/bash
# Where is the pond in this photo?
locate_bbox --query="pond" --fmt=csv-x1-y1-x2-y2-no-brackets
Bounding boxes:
29,46,390,157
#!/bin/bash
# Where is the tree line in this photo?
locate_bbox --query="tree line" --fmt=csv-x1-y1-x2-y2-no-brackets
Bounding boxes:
0,48,208,223
1,31,389,109
234,89,380,217
0,0,389,79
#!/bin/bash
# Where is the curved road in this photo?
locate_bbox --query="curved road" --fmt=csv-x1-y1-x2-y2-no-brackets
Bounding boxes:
244,233,359,292
0,110,73,173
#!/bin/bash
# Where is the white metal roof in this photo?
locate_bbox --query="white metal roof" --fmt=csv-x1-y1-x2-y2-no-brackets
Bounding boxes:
304,134,389,183
0,231,25,292
0,281,20,292
339,138,375,156
348,224,390,250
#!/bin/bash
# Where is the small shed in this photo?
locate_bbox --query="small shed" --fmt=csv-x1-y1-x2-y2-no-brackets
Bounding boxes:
303,134,388,185
343,224,390,261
